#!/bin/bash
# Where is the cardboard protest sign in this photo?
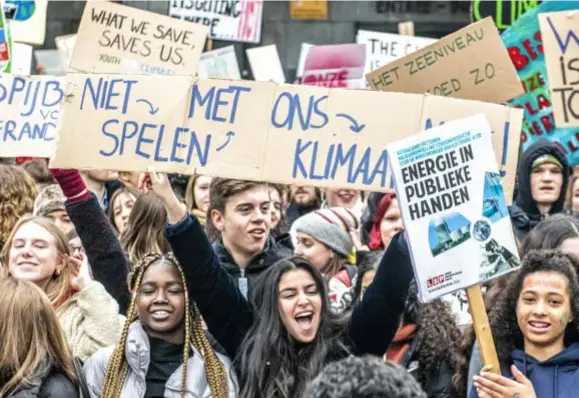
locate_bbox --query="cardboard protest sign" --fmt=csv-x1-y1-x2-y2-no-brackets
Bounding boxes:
71,1,208,76
539,11,579,128
246,44,286,83
366,17,524,104
3,0,47,46
198,45,241,79
55,34,76,73
388,114,520,301
357,30,436,75
51,74,522,202
302,44,366,88
170,0,263,44
290,0,328,20
11,42,31,75
0,74,63,157
0,1,11,73
471,0,541,32
502,1,579,165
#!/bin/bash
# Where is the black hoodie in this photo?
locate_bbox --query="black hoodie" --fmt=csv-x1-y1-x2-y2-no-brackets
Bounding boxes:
509,139,569,241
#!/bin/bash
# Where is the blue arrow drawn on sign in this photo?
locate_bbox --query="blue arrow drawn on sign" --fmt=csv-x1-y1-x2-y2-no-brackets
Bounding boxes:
216,131,236,152
336,113,365,133
136,99,159,115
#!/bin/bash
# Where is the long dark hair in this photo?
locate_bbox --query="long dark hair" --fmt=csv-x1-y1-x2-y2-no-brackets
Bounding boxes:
236,257,349,398
520,214,579,256
490,250,579,366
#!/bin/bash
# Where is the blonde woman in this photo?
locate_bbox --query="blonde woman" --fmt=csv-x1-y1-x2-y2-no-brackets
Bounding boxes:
0,277,78,397
1,216,125,362
84,253,236,398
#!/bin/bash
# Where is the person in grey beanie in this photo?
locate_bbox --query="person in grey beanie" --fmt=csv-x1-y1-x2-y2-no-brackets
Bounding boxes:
303,355,428,398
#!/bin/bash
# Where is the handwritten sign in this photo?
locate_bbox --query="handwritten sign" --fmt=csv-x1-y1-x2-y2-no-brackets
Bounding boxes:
0,74,63,157
71,1,208,76
302,44,366,88
198,45,241,79
3,0,47,46
539,11,579,128
169,0,263,44
51,74,522,202
366,17,524,104
357,30,436,74
290,0,328,20
55,34,76,73
471,0,541,32
247,44,286,83
502,1,579,165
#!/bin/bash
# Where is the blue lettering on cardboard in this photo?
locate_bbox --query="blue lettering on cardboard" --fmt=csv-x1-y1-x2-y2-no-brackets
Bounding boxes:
271,92,328,131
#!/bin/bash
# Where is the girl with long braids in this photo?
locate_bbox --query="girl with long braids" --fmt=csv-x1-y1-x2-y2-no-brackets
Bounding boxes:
83,253,236,398
143,171,414,398
469,250,579,398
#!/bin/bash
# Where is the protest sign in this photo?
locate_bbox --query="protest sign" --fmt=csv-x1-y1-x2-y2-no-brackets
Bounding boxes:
290,0,328,20
296,42,313,79
302,44,366,88
11,42,31,75
55,34,76,73
35,50,63,76
170,0,263,44
71,1,208,76
388,114,520,301
471,0,541,32
0,74,63,157
246,44,286,83
0,1,11,73
3,0,47,46
357,30,435,75
502,1,579,165
51,74,522,202
366,17,524,104
539,11,579,128
198,45,241,79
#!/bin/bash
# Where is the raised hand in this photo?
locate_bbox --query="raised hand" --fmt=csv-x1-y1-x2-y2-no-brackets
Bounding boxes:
69,251,93,291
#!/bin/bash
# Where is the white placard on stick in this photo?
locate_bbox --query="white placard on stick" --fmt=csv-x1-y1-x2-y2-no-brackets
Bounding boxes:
198,45,241,79
55,34,77,73
246,44,286,83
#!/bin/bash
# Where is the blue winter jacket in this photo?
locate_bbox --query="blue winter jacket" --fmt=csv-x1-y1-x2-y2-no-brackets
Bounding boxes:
468,343,579,398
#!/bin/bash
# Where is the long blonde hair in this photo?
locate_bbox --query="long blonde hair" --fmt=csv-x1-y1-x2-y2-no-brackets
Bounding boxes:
1,216,74,309
0,277,77,396
101,253,229,398
0,165,38,246
120,193,170,264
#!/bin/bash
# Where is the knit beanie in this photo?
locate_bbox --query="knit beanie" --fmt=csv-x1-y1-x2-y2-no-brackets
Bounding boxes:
33,184,67,217
293,207,357,257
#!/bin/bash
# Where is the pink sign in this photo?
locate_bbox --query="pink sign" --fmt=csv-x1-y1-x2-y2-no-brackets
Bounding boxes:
302,44,366,88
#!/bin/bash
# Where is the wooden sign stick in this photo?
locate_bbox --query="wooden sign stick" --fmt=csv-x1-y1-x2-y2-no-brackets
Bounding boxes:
397,21,415,37
206,38,213,52
466,284,501,374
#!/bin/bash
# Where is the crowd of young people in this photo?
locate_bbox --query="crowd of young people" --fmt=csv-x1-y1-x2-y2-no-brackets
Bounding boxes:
0,138,577,398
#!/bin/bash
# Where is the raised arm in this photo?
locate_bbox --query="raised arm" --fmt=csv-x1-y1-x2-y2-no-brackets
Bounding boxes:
347,233,414,356
51,169,131,315
143,171,253,358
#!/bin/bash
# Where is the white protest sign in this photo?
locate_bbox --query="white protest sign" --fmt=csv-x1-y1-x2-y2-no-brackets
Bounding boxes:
246,44,286,83
296,42,313,79
539,11,579,128
357,30,436,74
71,1,209,76
170,0,263,44
55,34,76,73
51,75,522,202
388,114,520,301
0,74,63,157
34,50,63,76
11,42,32,75
3,0,47,46
198,45,241,79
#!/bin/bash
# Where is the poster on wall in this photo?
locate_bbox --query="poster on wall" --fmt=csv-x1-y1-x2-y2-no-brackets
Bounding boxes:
169,0,263,43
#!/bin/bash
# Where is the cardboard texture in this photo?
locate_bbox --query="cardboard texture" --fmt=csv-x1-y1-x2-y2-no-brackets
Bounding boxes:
290,0,328,20
51,74,522,201
0,74,64,157
246,44,286,83
71,1,208,76
55,34,77,73
169,0,263,44
366,17,524,104
3,0,47,46
198,45,241,79
539,10,579,128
